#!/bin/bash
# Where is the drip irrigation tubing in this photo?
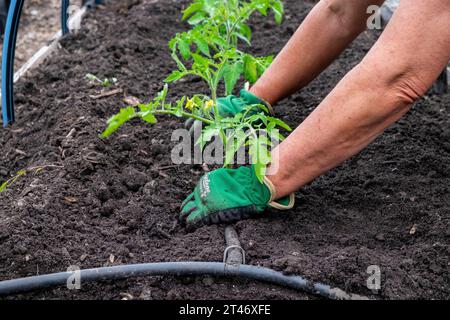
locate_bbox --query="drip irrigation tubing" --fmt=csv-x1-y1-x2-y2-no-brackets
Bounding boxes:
0,261,369,300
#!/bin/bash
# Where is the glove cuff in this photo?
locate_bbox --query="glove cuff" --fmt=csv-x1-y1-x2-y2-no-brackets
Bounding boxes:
240,89,275,116
263,176,295,210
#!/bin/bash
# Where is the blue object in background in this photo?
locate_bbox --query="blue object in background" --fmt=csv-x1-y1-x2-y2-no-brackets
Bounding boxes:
61,0,69,35
1,0,104,126
1,0,24,126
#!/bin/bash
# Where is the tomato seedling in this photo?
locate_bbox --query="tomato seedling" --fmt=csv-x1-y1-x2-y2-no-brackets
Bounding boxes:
86,73,118,88
102,0,290,182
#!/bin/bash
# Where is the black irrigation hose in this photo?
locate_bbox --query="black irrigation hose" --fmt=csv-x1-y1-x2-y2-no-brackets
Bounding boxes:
0,261,368,300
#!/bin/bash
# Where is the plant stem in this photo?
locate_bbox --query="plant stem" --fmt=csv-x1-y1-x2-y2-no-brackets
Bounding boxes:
154,110,214,125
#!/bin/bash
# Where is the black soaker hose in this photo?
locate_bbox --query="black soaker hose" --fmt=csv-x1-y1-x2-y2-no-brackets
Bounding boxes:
0,261,368,300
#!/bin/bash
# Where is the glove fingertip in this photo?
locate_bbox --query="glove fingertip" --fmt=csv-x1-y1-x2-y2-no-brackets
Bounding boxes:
180,203,197,222
180,193,195,209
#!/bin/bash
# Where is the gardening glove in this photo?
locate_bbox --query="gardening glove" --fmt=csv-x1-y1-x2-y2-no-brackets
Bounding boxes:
180,166,295,229
185,89,274,133
216,89,274,118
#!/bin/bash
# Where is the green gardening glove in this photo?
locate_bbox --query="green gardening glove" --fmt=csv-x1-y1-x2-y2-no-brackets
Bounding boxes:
185,89,273,132
217,89,273,117
180,166,295,229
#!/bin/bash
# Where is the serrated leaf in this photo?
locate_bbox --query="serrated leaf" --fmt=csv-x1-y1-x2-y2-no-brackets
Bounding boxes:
243,55,258,83
272,1,284,24
267,116,292,131
101,106,136,138
255,5,268,16
238,23,252,42
0,181,8,193
211,35,228,48
196,126,219,150
168,37,177,50
255,55,273,77
253,162,266,183
178,38,191,60
192,53,211,67
224,133,237,167
188,12,206,25
194,37,210,56
171,50,187,71
223,62,243,95
174,97,186,117
164,70,184,83
182,2,203,21
140,111,157,124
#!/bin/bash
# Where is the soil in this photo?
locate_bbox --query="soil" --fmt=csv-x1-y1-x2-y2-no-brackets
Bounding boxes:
0,0,449,300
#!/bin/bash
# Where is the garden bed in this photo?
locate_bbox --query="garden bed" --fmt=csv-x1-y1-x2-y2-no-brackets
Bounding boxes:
0,0,449,299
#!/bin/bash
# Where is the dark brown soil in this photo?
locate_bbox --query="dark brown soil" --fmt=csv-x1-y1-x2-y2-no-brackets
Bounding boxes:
0,0,449,300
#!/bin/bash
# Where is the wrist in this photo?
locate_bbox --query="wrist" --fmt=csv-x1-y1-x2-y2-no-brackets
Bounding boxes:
249,82,278,107
265,162,293,200
240,89,275,115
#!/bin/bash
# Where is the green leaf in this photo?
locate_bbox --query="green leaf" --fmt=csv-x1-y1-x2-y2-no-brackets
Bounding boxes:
188,12,206,25
156,84,169,103
182,2,203,21
164,70,184,83
224,133,237,167
255,55,273,77
0,181,8,193
238,23,252,43
243,103,269,115
272,1,284,24
269,129,286,143
101,106,136,138
243,55,258,83
223,62,243,95
224,130,247,166
267,116,292,131
192,53,211,67
196,126,219,150
255,5,268,16
194,37,210,56
253,162,266,183
203,0,216,16
178,38,191,60
168,37,177,50
174,97,186,117
140,111,157,124
248,136,271,183
171,50,187,71
211,35,228,48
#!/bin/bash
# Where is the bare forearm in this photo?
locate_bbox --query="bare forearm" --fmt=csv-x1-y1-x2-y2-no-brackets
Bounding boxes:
266,65,411,198
266,0,450,199
251,0,385,105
